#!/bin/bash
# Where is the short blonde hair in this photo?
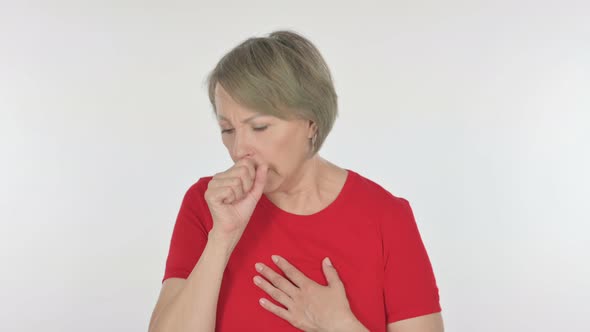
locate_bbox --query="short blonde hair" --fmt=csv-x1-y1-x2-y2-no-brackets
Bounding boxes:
204,29,338,156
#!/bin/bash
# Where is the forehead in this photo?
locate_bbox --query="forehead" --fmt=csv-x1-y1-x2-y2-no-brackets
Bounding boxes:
214,83,300,123
214,83,234,105
214,83,259,117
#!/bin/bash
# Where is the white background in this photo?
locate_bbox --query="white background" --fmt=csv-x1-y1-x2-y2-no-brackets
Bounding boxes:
1,1,589,331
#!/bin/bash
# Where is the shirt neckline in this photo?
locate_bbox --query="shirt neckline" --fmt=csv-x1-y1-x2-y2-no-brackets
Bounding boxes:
258,169,355,220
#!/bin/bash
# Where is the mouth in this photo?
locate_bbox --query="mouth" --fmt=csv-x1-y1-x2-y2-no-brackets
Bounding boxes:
241,156,274,175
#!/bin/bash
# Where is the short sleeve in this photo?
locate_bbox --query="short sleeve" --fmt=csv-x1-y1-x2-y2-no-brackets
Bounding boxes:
382,197,441,323
162,179,211,283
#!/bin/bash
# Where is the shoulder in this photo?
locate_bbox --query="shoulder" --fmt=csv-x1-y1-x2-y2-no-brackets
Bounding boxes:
183,176,214,198
192,175,214,190
348,169,410,210
347,170,417,241
194,175,214,189
176,176,216,226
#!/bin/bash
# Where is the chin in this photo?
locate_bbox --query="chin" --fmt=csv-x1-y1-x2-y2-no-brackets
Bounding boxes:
262,180,273,194
262,176,279,194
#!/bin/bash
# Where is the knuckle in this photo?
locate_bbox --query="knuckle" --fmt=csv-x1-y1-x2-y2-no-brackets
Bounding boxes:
271,289,282,300
238,166,249,176
234,161,247,170
274,278,287,289
300,282,312,293
278,309,289,320
282,266,293,275
237,168,251,183
270,275,282,287
293,292,303,302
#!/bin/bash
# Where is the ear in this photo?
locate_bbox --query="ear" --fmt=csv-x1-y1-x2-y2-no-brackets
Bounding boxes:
307,120,318,138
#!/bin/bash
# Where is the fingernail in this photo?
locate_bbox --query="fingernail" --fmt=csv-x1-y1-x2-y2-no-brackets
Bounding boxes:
253,276,262,285
324,257,332,267
271,255,279,263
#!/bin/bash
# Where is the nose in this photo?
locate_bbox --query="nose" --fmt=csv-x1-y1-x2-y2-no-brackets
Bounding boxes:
231,128,254,161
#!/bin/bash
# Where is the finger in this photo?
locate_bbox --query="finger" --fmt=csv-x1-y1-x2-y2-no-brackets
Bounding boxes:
225,161,254,194
271,255,311,289
248,164,268,200
236,158,256,182
234,165,254,193
258,298,292,323
209,177,245,202
255,262,299,298
253,275,293,308
322,257,343,288
206,185,236,205
208,179,241,204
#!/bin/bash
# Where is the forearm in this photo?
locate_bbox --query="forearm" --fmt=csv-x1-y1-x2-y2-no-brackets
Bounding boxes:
150,231,234,332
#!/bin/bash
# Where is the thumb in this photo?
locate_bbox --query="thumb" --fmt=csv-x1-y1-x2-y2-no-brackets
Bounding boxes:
249,164,268,200
322,257,343,287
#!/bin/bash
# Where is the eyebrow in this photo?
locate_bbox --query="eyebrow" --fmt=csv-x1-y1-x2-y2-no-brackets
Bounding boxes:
217,114,268,124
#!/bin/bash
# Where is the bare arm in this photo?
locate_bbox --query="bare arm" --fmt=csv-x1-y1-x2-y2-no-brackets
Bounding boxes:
148,231,233,332
387,312,444,332
149,159,268,331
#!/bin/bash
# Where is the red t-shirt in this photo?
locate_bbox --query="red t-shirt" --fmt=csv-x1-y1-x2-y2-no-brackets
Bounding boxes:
162,169,441,331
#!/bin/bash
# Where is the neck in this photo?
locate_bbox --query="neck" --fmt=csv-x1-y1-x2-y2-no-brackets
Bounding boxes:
264,156,343,215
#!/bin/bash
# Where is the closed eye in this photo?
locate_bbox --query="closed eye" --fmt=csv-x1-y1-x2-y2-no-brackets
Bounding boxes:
221,126,268,134
253,126,268,132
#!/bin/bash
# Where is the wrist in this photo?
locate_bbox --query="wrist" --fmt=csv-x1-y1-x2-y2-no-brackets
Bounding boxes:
332,314,369,332
207,229,237,261
349,320,369,332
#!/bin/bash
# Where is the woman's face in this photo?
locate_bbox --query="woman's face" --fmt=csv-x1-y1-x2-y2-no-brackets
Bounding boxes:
214,83,316,193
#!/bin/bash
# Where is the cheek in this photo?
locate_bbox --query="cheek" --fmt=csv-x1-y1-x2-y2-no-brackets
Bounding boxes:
267,134,307,169
221,139,232,155
221,135,230,147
